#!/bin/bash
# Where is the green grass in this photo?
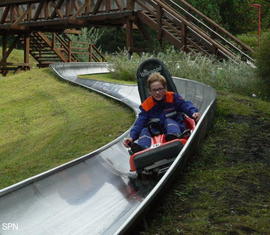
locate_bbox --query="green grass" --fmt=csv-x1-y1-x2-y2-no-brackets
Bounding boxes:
0,68,134,189
142,91,270,234
78,73,136,85
237,31,270,50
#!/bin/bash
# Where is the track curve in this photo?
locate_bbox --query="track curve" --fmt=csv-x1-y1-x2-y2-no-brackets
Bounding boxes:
0,62,216,235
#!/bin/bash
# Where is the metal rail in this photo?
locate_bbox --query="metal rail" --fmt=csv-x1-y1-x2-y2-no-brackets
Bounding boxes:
0,62,216,234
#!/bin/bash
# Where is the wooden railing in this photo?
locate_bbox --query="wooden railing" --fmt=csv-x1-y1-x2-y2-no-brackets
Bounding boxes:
164,0,254,61
134,0,254,62
50,33,106,62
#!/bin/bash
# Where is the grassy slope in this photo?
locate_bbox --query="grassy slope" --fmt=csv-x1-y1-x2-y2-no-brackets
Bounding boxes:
0,68,133,189
143,91,270,234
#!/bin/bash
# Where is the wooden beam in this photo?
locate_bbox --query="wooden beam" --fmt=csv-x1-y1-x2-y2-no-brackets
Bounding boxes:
51,0,65,18
0,1,39,7
44,1,49,19
64,29,81,34
73,0,79,12
73,2,87,17
93,0,103,14
0,11,133,31
85,0,91,13
126,17,133,54
24,34,30,64
2,35,7,63
14,5,20,19
135,17,151,41
114,0,123,10
66,0,71,16
181,23,187,52
106,0,111,12
34,0,44,20
1,6,10,24
27,3,32,20
127,0,134,11
13,5,32,24
157,5,163,45
10,5,15,22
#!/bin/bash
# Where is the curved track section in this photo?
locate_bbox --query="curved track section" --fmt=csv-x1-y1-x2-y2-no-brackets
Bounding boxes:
0,62,216,235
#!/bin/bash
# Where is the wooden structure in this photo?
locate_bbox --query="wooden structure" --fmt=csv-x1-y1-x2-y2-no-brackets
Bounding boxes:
0,0,254,75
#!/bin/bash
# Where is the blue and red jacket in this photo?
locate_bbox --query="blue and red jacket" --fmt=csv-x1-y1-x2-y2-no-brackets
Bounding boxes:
130,91,198,140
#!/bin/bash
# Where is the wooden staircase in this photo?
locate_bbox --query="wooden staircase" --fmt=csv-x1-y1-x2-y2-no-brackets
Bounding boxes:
135,0,254,63
29,32,69,67
25,32,105,68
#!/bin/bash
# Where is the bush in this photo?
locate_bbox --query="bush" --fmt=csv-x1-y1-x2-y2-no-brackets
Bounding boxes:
107,47,265,98
256,36,270,79
255,35,270,96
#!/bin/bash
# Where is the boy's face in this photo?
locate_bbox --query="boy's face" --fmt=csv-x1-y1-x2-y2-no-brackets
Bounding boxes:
150,81,166,101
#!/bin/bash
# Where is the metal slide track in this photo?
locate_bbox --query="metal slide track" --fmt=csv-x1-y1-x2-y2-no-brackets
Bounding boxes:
0,62,216,234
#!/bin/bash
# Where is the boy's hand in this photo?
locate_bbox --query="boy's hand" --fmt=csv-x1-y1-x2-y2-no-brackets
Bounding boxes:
192,112,201,122
123,138,133,148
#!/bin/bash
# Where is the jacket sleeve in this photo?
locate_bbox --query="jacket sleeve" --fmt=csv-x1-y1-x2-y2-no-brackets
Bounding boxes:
174,94,198,117
130,107,149,140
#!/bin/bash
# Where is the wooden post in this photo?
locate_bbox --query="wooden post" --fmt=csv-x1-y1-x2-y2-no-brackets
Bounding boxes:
24,34,30,67
181,23,187,52
126,18,134,57
89,44,92,62
52,33,55,49
68,40,71,62
127,0,135,11
157,6,163,47
2,35,7,64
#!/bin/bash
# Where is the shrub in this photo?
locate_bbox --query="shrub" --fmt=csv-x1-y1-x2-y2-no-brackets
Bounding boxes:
107,47,264,98
256,36,270,80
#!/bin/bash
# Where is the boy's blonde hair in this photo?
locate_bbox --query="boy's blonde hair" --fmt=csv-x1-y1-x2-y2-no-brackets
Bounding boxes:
147,72,167,90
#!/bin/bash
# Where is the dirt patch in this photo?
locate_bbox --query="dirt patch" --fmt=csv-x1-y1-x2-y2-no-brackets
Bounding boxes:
223,114,270,165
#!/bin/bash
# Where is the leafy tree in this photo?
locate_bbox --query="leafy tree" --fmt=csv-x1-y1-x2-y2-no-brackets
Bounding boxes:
186,0,270,34
95,26,163,53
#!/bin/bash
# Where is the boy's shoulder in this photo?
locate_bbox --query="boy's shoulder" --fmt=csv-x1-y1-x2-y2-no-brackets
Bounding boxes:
141,96,156,112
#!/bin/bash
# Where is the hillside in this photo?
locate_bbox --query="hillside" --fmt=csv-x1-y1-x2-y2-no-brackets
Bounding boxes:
0,68,133,188
143,91,270,234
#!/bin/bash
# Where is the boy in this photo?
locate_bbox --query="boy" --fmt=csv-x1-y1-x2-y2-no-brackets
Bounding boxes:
123,72,200,152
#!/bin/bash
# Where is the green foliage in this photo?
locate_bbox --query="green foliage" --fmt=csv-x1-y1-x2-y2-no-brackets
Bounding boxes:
218,0,254,34
183,0,269,34
107,48,266,98
96,27,162,53
106,51,151,81
96,27,126,53
68,27,104,45
255,35,270,96
188,0,222,24
237,32,259,49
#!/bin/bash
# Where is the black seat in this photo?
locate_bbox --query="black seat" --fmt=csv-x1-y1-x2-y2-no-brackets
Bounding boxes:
136,58,178,102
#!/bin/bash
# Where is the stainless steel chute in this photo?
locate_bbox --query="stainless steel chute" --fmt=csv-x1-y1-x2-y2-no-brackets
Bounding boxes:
0,62,216,235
